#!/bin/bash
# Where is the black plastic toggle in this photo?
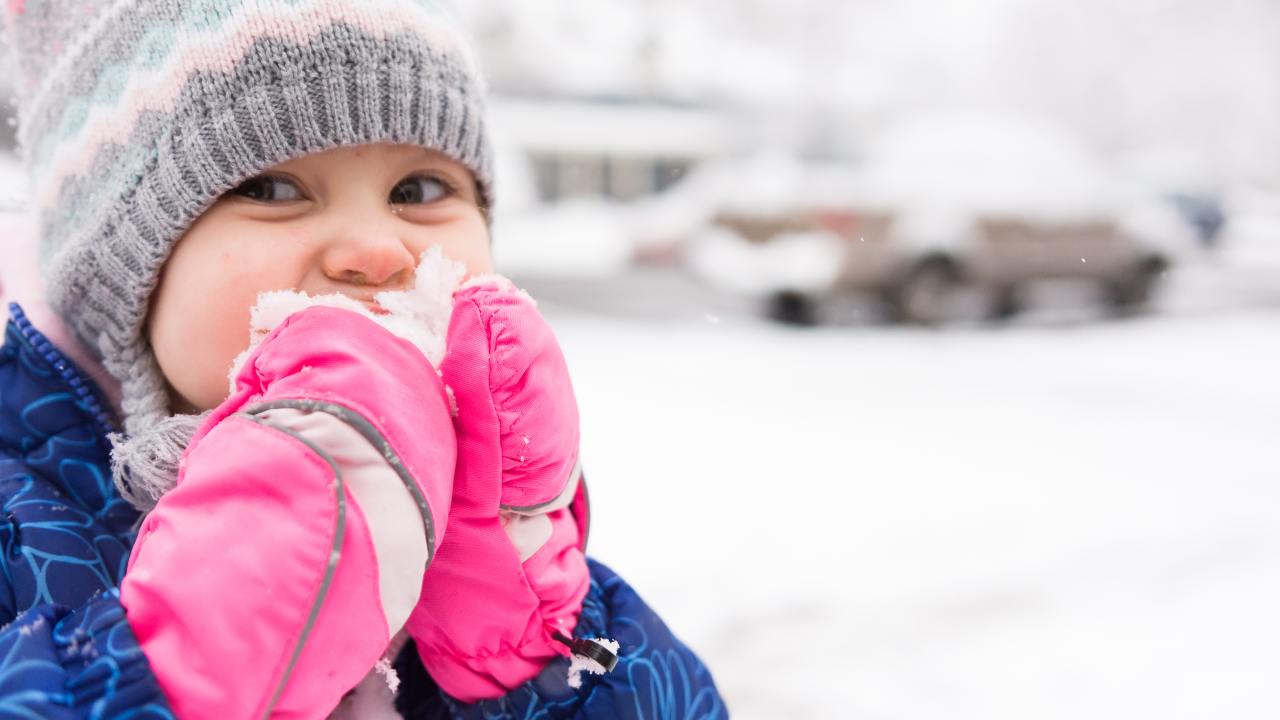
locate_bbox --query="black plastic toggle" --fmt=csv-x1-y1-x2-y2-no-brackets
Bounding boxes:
553,631,619,673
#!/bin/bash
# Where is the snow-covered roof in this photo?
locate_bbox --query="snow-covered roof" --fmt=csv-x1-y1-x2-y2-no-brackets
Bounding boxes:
489,97,740,158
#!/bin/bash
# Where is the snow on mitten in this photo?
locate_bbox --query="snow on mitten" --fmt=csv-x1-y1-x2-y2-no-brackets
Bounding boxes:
226,246,464,388
406,276,595,702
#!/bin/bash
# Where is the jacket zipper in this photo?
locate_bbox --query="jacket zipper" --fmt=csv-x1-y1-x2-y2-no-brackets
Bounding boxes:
8,302,120,438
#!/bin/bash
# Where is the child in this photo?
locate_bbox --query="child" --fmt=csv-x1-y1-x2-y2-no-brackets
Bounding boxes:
0,1,725,718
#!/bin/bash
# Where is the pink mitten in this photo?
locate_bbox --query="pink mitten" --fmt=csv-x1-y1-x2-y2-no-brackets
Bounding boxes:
406,277,593,702
121,306,455,719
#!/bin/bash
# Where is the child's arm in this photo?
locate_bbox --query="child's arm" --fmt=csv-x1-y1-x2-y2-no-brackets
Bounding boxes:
406,277,592,702
396,559,729,720
0,590,173,716
120,305,456,719
399,279,728,717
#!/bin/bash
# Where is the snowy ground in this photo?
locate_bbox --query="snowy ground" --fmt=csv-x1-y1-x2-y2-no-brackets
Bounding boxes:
534,258,1280,719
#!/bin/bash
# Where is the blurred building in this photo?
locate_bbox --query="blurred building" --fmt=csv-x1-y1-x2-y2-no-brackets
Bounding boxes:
490,96,739,205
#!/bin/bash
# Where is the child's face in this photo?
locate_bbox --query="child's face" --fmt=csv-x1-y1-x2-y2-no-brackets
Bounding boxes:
148,143,491,413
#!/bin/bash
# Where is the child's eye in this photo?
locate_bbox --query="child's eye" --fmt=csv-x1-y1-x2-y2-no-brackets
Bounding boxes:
228,175,305,202
389,175,451,205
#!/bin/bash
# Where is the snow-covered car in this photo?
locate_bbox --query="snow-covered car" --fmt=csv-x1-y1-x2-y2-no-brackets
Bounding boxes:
749,208,1171,325
749,111,1188,324
634,113,1197,325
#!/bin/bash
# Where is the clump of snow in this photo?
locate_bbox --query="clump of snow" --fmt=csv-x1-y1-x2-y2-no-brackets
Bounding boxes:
445,385,458,417
458,272,535,303
227,247,466,391
327,660,402,720
17,616,45,637
566,637,620,689
373,657,400,695
65,630,97,660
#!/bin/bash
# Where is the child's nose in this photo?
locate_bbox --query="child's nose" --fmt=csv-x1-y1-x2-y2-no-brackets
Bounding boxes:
322,233,417,289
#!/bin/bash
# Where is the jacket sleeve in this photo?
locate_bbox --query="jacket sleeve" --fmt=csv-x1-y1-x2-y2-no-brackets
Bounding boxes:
0,588,174,718
0,330,173,717
394,559,728,720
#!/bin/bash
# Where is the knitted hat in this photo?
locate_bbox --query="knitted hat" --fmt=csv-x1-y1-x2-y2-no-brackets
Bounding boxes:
1,0,492,444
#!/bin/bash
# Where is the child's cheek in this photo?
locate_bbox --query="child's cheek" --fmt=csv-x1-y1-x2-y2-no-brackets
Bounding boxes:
461,251,494,278
440,223,493,278
213,272,277,383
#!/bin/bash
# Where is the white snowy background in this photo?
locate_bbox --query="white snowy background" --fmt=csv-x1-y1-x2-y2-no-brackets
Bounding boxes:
1,2,1278,718
554,281,1280,720
454,2,1280,718
459,0,1280,188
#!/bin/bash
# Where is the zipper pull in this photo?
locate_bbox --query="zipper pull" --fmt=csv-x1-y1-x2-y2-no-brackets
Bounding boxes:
554,630,620,688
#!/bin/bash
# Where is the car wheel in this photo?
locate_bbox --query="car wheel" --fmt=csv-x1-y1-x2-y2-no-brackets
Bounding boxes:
1106,256,1168,311
987,285,1021,321
893,259,962,326
766,290,820,326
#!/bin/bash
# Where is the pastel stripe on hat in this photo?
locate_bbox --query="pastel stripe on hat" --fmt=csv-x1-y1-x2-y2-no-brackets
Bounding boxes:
29,0,479,210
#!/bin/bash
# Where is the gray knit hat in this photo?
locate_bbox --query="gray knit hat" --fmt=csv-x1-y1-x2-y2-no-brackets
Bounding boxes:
2,0,493,507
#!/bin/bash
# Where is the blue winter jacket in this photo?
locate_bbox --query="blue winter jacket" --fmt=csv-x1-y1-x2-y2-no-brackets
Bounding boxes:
0,302,726,719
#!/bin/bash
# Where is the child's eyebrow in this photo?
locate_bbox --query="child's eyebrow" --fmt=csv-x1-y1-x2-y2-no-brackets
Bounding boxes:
407,150,457,168
403,155,471,181
412,143,474,163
